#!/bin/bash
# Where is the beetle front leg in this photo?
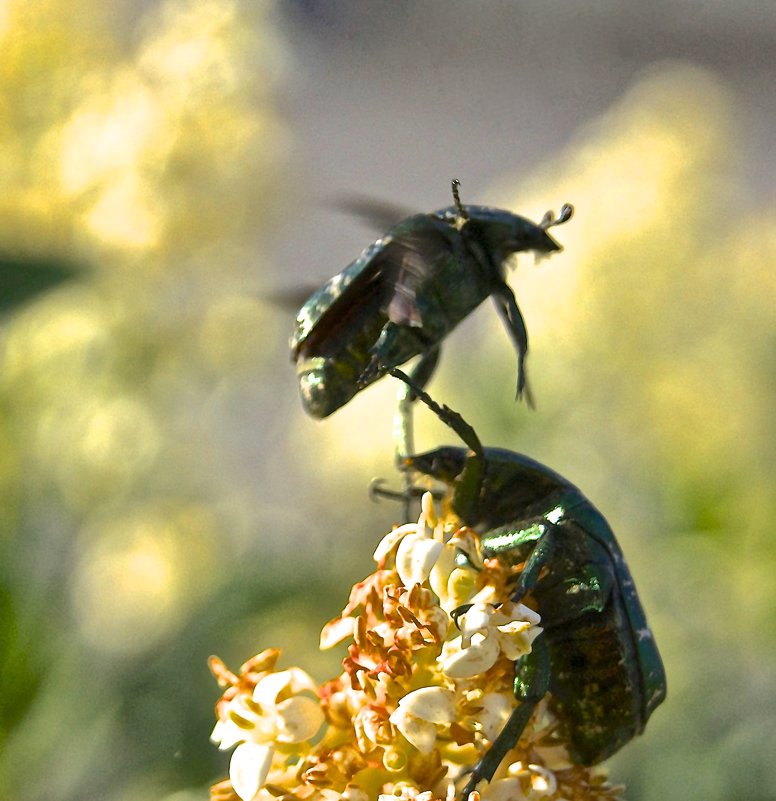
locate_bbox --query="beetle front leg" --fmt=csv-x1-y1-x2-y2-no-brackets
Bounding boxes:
491,286,533,407
500,517,613,621
459,635,551,799
511,522,560,604
358,322,400,388
361,321,430,388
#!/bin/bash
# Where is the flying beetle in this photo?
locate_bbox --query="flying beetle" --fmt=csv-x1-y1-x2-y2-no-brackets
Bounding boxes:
388,370,666,798
290,181,572,428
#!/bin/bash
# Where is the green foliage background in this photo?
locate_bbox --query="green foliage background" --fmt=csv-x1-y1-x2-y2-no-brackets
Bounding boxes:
1,3,774,801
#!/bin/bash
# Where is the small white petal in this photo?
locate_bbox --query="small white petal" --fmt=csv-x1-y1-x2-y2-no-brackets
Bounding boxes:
527,764,557,796
396,686,456,724
419,492,438,530
459,604,494,642
320,615,356,649
229,742,274,801
424,604,453,642
428,545,457,599
253,668,317,706
213,717,248,750
474,693,513,742
343,785,370,801
533,743,573,771
389,707,439,754
504,602,542,627
373,523,417,564
274,695,325,743
494,618,531,635
396,533,443,587
468,584,502,606
498,624,543,661
449,529,482,569
480,777,527,801
440,635,499,678
438,567,477,613
211,719,226,744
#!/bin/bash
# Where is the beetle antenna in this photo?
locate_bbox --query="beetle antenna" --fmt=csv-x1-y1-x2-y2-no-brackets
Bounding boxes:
540,202,574,230
451,178,470,222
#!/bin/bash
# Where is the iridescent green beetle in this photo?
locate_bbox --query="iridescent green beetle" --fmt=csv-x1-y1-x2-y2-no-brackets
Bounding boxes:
392,374,666,797
290,181,572,421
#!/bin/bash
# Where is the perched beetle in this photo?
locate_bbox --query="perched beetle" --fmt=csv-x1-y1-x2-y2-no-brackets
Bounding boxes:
392,374,666,797
291,181,572,421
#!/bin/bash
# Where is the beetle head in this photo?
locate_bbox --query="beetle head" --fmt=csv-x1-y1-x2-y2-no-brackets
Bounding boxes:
452,205,573,259
404,446,469,483
505,203,574,256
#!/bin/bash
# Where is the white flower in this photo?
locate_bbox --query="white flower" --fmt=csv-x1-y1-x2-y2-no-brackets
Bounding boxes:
228,741,274,801
471,691,513,742
211,668,325,801
440,602,542,678
373,493,480,610
479,777,526,801
396,529,444,587
389,686,456,754
479,762,558,801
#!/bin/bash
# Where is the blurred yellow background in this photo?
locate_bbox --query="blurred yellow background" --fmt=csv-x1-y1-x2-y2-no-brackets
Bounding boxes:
1,2,775,800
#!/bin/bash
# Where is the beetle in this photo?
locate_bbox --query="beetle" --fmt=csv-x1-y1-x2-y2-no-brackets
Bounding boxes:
291,181,572,426
391,372,666,797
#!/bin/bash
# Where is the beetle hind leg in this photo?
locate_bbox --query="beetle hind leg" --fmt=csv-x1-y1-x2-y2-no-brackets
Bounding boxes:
390,367,483,458
459,636,551,799
393,347,440,464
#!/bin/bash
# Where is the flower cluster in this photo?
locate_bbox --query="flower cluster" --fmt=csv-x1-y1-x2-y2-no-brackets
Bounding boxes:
210,495,624,801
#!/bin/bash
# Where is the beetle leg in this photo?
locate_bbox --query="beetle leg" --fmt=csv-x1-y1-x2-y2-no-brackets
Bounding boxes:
368,477,409,503
358,322,399,388
407,346,440,399
491,286,534,408
369,477,443,504
389,368,483,458
510,522,560,604
459,635,551,799
507,519,613,621
391,370,485,521
369,476,446,524
393,347,441,464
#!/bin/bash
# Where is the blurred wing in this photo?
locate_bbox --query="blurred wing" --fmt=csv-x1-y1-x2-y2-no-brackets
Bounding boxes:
382,217,452,328
265,285,323,311
333,195,416,233
0,255,80,316
293,215,452,357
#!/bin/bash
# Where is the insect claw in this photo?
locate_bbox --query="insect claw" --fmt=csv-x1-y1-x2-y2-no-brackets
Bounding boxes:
456,766,481,801
368,477,404,503
449,603,476,629
358,357,381,388
516,376,536,410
